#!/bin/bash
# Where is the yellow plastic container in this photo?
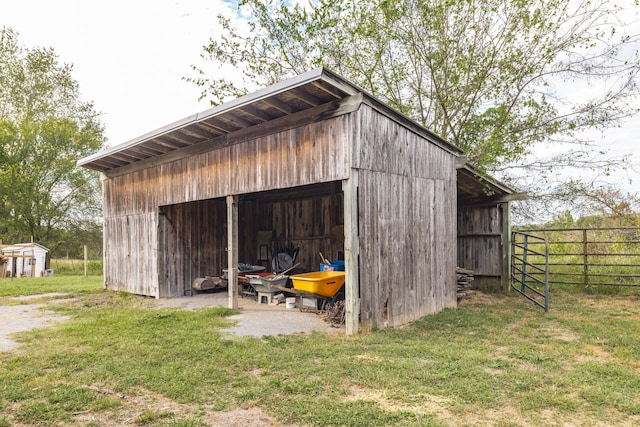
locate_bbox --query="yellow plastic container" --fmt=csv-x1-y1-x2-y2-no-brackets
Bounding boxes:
290,271,345,297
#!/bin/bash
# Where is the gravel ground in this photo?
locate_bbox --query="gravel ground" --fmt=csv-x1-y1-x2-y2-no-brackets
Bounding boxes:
0,289,343,352
0,294,70,351
156,289,344,337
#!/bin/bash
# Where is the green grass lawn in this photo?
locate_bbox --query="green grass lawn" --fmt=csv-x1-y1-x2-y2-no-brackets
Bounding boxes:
0,279,639,426
0,276,103,298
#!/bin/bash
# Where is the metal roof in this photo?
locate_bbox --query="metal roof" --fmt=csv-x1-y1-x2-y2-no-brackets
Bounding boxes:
1,243,49,253
79,67,461,172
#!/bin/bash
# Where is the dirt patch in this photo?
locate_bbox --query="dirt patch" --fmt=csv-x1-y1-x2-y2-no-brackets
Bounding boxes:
12,292,70,301
155,290,343,337
203,407,297,427
343,385,455,420
0,295,71,352
457,290,506,306
71,385,300,427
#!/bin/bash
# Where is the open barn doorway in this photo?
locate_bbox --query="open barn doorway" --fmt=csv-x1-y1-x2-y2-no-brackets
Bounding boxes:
157,182,346,301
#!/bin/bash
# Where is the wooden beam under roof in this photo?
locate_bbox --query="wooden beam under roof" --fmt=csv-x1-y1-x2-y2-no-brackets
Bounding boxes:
108,151,143,164
192,122,225,138
237,104,275,123
199,117,242,133
179,125,217,141
260,95,295,114
220,111,256,128
133,143,168,156
121,149,151,161
457,192,527,207
286,86,324,107
142,141,174,155
88,157,125,169
311,80,345,99
164,130,204,146
151,136,190,150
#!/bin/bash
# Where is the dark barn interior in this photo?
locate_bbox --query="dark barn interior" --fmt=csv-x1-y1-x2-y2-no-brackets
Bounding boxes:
157,182,345,298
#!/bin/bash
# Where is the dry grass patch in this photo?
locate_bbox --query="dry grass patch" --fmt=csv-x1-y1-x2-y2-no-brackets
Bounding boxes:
343,385,455,420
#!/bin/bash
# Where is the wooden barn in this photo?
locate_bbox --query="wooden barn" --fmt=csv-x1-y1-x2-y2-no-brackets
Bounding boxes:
456,165,522,291
79,68,517,334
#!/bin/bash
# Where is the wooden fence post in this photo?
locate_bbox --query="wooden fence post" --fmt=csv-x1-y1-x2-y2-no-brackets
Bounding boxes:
583,229,588,286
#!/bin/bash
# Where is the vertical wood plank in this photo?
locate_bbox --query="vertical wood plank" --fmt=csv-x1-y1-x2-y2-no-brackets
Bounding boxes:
343,169,360,335
227,195,239,309
501,202,511,291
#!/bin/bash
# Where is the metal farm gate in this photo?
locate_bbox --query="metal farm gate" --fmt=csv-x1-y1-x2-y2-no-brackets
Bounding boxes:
511,227,640,311
511,231,549,311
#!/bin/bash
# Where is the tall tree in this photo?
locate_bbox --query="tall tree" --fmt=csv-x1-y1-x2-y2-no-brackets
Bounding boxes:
0,27,105,248
189,0,640,217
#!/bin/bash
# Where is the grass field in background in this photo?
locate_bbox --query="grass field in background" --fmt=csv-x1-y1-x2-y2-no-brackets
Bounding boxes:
0,275,103,298
0,282,639,426
48,258,103,276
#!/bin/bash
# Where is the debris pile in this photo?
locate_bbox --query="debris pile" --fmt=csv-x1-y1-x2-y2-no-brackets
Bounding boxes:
323,300,345,326
456,267,474,301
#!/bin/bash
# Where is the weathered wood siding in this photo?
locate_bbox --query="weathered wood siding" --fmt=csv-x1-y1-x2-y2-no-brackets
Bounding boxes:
353,105,458,331
102,116,350,296
103,213,158,296
158,200,227,297
457,205,504,289
253,192,344,273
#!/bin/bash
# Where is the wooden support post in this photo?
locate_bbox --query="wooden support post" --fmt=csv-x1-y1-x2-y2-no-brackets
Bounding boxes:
343,170,360,335
583,228,588,286
227,195,239,310
84,245,88,277
101,173,108,292
501,202,511,292
157,208,165,298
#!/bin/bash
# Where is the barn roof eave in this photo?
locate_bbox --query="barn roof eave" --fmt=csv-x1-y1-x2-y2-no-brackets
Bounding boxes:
457,164,527,206
78,68,331,170
78,67,463,172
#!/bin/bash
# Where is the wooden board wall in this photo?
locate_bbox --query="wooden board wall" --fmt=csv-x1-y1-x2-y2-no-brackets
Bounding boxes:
103,213,159,296
103,116,350,217
159,200,227,297
457,205,504,290
353,105,458,332
253,192,344,272
102,116,350,296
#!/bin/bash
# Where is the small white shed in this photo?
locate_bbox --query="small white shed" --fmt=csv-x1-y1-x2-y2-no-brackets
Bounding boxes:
1,243,49,278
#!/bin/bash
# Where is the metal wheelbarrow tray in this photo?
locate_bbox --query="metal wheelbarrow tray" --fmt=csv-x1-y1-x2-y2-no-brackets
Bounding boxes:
245,274,289,293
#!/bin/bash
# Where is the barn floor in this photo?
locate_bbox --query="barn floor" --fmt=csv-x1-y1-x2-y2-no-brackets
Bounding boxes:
154,289,344,337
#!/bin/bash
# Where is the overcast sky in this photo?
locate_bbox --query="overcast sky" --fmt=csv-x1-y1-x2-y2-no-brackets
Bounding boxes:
2,0,640,192
2,0,232,145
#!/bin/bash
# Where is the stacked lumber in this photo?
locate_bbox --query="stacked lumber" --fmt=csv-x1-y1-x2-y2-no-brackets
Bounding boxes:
456,267,474,300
